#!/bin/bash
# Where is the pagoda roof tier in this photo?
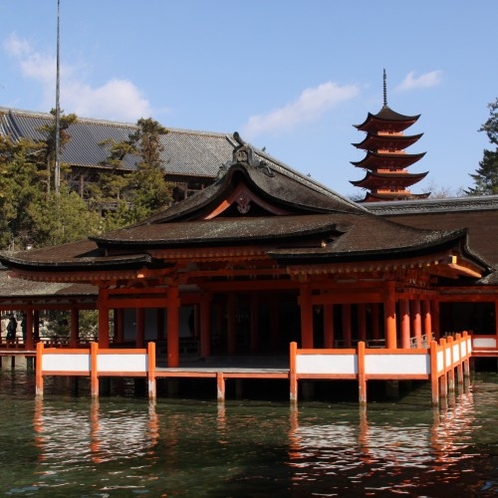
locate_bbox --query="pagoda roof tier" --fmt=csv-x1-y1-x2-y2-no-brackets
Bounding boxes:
0,134,489,283
352,132,423,152
354,105,420,133
362,191,431,203
351,151,426,170
351,171,429,190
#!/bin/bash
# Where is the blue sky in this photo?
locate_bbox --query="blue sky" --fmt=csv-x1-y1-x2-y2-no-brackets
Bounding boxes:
1,1,496,198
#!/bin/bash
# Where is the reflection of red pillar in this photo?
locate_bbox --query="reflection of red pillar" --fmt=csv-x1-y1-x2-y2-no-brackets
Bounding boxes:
342,304,352,347
411,299,422,349
400,299,411,349
299,284,313,348
90,399,101,463
323,304,334,348
148,399,159,448
33,398,45,456
167,287,180,367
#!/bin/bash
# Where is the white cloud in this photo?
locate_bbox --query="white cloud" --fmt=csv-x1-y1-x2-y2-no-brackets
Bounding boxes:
242,81,359,138
63,79,152,122
396,70,443,91
3,34,153,122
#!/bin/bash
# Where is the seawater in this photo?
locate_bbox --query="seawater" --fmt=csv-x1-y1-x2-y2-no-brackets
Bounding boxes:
1,368,498,497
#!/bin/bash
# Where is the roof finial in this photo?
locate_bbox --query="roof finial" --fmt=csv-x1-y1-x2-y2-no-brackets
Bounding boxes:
383,68,388,107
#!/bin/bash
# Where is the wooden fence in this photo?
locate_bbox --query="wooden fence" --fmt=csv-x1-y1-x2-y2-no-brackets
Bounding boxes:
34,332,472,405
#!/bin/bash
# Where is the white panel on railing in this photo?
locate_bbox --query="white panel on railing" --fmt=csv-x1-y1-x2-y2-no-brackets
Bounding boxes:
365,354,429,375
437,350,444,372
445,348,452,367
452,343,461,362
473,338,496,349
97,353,147,373
43,354,90,373
296,354,357,375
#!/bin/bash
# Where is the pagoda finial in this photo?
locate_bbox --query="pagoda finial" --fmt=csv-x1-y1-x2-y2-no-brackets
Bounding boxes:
383,68,388,107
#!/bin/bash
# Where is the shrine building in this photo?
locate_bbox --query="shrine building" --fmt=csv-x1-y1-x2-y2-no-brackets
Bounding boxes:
1,89,498,402
0,131,496,403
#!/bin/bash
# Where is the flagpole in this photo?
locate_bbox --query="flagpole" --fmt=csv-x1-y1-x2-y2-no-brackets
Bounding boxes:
54,0,61,194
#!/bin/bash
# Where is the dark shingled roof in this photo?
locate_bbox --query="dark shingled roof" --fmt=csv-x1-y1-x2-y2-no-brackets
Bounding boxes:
0,107,234,179
366,196,498,267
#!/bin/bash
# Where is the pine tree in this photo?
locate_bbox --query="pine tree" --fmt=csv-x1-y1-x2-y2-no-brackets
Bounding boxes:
467,98,498,195
96,117,173,227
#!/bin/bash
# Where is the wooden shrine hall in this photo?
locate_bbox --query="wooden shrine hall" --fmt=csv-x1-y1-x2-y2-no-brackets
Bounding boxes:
0,132,495,376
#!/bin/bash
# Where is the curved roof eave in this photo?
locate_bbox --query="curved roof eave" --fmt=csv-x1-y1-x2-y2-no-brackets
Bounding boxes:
268,228,490,269
0,253,155,272
354,106,421,131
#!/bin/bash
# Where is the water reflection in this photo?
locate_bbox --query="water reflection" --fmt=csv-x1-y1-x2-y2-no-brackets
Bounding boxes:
34,398,159,465
8,376,498,495
286,388,493,495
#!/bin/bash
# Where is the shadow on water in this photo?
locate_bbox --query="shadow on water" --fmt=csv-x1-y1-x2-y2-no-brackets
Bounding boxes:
1,367,498,496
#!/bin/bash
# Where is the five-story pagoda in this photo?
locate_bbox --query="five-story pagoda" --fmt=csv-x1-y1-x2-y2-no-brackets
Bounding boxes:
351,70,430,202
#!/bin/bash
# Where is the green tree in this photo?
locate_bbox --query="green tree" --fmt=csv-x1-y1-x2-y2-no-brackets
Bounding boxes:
467,98,498,195
0,127,100,250
28,186,101,247
0,136,46,249
96,117,173,227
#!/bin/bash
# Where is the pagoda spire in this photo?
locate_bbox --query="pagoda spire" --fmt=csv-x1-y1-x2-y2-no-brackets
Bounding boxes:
383,68,388,107
350,71,430,203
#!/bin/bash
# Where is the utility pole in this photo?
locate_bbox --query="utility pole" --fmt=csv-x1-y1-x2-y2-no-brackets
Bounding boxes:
54,0,61,194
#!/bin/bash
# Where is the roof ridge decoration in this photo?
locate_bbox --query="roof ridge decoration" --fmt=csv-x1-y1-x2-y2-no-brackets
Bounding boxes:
218,132,275,179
